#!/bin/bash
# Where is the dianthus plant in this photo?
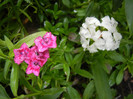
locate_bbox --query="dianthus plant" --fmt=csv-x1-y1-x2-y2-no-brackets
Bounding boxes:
14,32,57,76
79,16,122,53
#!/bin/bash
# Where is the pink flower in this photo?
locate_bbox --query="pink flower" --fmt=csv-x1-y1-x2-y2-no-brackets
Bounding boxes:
31,46,50,59
14,43,30,65
34,32,57,52
25,46,49,66
26,61,40,76
25,53,47,76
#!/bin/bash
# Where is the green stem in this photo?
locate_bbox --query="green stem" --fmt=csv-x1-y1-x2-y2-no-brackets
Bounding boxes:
13,92,42,99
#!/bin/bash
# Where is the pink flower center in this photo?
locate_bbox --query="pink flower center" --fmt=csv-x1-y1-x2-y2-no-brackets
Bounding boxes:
32,61,39,66
42,37,52,45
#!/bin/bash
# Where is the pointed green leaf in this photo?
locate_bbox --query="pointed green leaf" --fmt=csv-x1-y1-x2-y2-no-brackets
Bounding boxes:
91,56,113,99
0,49,9,59
108,51,126,62
125,0,133,34
37,91,63,99
63,64,70,81
17,0,23,7
0,39,6,47
72,52,84,65
53,64,64,70
109,70,118,86
4,35,14,50
75,69,93,79
44,21,52,31
41,87,65,95
65,53,73,65
63,18,69,30
67,86,81,99
4,60,12,79
62,0,70,8
9,31,46,57
0,49,5,59
0,84,10,99
10,63,19,96
116,69,124,85
59,36,67,48
127,61,133,76
0,0,10,7
54,2,58,12
83,81,95,99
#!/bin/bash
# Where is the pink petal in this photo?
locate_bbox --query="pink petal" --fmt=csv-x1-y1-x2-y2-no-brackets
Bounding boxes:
26,66,33,74
34,36,43,46
33,66,40,76
43,32,51,38
20,43,29,49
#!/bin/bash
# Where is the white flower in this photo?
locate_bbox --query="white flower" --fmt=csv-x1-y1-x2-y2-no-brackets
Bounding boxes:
113,32,122,41
87,44,98,53
95,38,105,50
79,16,122,53
101,16,118,33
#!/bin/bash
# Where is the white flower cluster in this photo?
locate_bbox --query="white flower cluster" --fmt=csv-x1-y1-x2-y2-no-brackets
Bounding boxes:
79,16,122,53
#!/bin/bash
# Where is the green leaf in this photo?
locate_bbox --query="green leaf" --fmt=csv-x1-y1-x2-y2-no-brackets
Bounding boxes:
112,0,123,11
75,69,93,79
116,69,124,85
0,0,10,7
17,0,23,7
10,63,19,96
65,53,73,65
41,87,65,96
4,60,12,79
59,36,67,48
54,2,58,12
85,1,100,17
0,49,5,59
83,81,95,99
108,51,126,62
0,49,9,59
37,91,62,99
125,0,133,34
9,31,47,57
44,21,52,31
63,64,70,81
0,84,10,99
67,86,81,99
0,39,6,47
4,35,14,50
0,49,13,61
109,70,118,86
52,64,64,70
62,0,70,8
127,62,133,76
19,9,32,22
72,52,84,65
91,56,113,99
64,18,69,30
20,70,39,92
124,94,133,99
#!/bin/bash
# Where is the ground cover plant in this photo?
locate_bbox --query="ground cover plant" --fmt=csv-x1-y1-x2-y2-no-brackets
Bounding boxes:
0,0,133,99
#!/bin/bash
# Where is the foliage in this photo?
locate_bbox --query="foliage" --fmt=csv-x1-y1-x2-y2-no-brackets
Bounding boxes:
0,0,133,99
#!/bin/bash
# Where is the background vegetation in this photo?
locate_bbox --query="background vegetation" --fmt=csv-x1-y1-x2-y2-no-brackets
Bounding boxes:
0,0,133,99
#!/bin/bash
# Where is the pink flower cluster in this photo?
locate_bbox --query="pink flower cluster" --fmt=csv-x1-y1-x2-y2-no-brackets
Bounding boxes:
14,32,57,76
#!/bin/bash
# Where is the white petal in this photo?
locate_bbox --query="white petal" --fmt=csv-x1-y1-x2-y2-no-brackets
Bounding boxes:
95,38,105,50
87,44,98,53
113,32,122,41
